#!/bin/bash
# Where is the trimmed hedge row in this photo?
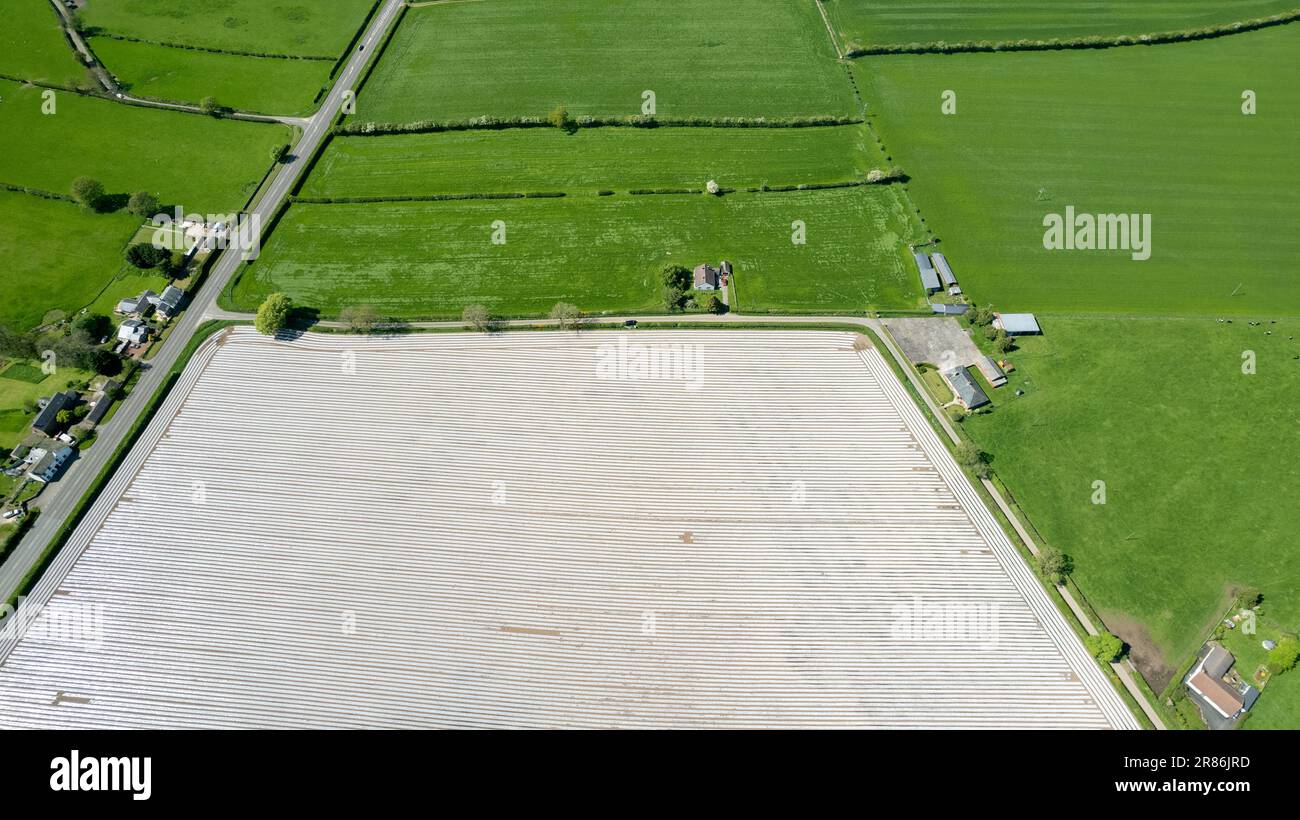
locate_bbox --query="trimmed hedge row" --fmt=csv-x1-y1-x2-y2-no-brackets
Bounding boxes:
83,31,335,61
0,182,75,203
337,113,864,136
291,191,567,204
844,10,1300,56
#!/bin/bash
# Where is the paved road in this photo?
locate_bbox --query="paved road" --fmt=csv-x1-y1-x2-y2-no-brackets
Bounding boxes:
0,0,405,604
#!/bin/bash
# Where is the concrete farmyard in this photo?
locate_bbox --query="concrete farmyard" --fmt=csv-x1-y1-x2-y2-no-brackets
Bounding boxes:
0,328,1137,729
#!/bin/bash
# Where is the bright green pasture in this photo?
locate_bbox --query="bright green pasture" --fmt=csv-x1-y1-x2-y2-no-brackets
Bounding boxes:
91,37,331,115
0,79,290,210
228,187,922,317
853,26,1300,316
357,0,857,123
81,0,377,57
961,316,1300,693
0,191,140,332
0,0,86,87
824,0,1298,50
303,126,884,198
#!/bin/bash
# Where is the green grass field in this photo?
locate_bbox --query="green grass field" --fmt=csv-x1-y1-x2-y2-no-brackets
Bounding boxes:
303,126,885,198
81,0,377,57
960,317,1300,689
229,187,922,317
0,79,290,211
854,26,1300,316
0,360,95,450
0,0,86,87
357,0,857,123
91,37,331,115
824,0,1299,50
0,191,141,331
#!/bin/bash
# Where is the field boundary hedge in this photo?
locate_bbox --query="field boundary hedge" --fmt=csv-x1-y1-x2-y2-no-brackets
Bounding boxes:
843,9,1300,56
337,114,864,136
0,182,76,203
82,31,336,61
292,172,906,204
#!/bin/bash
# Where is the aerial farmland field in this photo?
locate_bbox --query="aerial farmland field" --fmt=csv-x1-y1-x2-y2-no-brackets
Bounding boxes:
89,37,333,115
823,0,1299,51
80,0,378,57
303,125,886,199
355,0,857,123
961,317,1300,689
0,79,291,210
229,186,922,317
0,191,141,332
0,328,1136,729
0,0,87,87
854,25,1300,316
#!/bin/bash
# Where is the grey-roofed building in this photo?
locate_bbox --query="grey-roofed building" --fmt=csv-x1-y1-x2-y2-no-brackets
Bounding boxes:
1202,645,1234,678
979,356,1007,388
994,313,1042,335
932,252,957,287
693,264,719,291
930,303,969,316
31,391,76,435
942,366,990,410
156,285,185,320
914,251,940,294
29,445,73,484
85,380,121,427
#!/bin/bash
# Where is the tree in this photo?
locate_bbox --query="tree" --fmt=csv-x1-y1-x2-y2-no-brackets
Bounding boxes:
549,302,581,330
71,313,110,343
661,285,685,312
125,243,170,269
1267,638,1300,677
0,326,38,360
254,293,293,336
700,292,726,314
55,409,72,427
339,304,381,333
992,329,1015,353
547,104,574,133
954,441,988,479
127,191,160,218
71,176,105,209
200,96,222,116
1083,632,1124,664
270,143,290,164
661,264,691,292
462,304,491,332
1036,545,1072,585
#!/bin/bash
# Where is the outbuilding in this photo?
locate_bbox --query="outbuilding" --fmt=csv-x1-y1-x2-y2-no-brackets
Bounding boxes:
942,366,990,410
993,313,1042,335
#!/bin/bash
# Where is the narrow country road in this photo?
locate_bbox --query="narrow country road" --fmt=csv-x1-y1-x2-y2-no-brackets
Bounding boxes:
0,0,406,605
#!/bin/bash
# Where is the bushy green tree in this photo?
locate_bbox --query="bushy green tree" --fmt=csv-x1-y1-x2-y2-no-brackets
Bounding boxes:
954,441,988,478
1267,638,1300,676
1084,632,1124,664
127,191,160,218
125,243,169,269
71,176,105,209
1036,545,1072,584
254,293,293,336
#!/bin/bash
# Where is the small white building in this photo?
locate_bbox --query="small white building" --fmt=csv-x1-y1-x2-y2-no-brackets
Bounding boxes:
118,319,150,345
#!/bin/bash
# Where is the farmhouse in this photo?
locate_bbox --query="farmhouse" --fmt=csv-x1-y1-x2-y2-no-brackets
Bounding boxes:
118,319,150,346
913,251,940,294
1185,644,1259,721
84,380,121,427
28,445,73,484
114,290,159,317
693,264,718,291
30,391,77,435
942,365,990,410
155,285,185,321
692,261,732,291
993,313,1042,336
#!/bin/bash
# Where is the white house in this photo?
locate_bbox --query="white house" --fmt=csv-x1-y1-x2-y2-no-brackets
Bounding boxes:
118,319,150,345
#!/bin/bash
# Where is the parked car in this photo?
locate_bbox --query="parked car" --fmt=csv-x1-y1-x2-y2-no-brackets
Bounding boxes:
3,508,23,521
